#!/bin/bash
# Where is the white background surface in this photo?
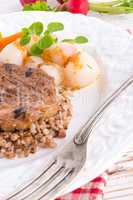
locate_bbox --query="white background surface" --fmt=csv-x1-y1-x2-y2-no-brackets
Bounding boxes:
0,1,133,200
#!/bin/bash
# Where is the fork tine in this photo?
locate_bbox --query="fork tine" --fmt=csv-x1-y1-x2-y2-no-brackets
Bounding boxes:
39,168,74,200
22,165,66,200
25,168,75,200
7,159,60,200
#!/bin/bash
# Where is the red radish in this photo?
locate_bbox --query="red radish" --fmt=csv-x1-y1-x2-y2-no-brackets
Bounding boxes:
20,0,46,6
59,0,89,15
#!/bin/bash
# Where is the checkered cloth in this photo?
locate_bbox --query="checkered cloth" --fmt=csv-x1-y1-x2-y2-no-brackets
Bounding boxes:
56,173,108,200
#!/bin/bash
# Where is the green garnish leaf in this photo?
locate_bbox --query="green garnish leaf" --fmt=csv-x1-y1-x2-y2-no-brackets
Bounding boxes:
29,22,44,36
62,36,88,44
22,27,30,35
23,1,49,11
47,22,64,33
23,1,54,11
30,43,43,56
44,30,50,35
32,1,49,10
75,36,88,44
62,39,75,43
19,20,88,56
38,35,56,49
20,35,31,45
20,28,31,45
23,4,33,11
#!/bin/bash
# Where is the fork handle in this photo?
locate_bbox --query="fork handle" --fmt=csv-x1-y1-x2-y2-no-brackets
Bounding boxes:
74,75,133,145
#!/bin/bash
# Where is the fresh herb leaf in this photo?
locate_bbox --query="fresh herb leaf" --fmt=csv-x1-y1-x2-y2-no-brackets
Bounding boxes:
22,27,31,35
20,35,31,45
44,30,50,35
32,1,49,10
23,1,53,11
20,28,31,45
62,36,88,44
62,39,75,43
30,43,43,56
75,36,88,44
47,22,64,33
29,22,44,36
23,4,33,11
38,35,56,49
19,21,88,57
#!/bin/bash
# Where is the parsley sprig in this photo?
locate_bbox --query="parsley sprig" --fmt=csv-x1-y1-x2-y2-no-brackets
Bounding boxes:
20,21,88,56
20,22,63,55
62,36,88,44
20,22,44,45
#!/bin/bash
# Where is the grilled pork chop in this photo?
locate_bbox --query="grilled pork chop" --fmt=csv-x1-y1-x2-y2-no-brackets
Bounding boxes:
0,63,58,131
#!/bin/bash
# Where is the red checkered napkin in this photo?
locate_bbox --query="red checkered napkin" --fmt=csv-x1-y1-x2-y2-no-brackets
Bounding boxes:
56,173,108,200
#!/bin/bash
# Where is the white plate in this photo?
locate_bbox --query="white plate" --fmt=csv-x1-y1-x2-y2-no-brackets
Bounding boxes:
0,12,133,199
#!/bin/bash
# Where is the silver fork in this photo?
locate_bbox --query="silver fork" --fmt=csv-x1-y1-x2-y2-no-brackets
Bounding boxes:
7,75,133,200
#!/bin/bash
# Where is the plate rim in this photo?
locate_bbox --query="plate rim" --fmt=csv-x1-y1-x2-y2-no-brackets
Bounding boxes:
0,11,132,199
